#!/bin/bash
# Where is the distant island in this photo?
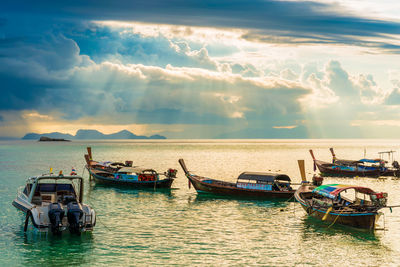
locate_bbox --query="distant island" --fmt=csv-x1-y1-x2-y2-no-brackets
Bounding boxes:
39,136,71,142
22,129,167,140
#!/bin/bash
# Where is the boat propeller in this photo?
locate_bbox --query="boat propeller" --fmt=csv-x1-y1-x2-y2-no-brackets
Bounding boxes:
48,203,65,235
67,202,84,235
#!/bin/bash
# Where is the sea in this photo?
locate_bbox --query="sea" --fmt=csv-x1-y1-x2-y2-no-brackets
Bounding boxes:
1,139,400,266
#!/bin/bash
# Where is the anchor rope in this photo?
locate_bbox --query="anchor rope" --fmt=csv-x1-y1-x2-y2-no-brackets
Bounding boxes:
81,165,111,232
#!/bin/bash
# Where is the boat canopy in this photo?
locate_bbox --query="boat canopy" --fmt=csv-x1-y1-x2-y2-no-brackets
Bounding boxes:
98,161,113,166
237,172,291,183
312,184,375,199
117,167,155,173
30,174,83,182
359,158,382,163
334,159,362,165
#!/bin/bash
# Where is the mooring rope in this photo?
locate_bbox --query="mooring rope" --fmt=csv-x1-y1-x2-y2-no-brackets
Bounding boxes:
327,208,346,229
84,195,111,232
82,167,111,232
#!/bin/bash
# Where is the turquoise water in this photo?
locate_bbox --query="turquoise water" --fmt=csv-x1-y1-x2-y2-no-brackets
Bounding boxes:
1,139,400,266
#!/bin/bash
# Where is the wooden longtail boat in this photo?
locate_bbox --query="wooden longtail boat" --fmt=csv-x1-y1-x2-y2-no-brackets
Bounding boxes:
330,148,400,177
84,147,177,189
295,181,387,230
310,150,381,178
178,159,296,199
87,168,175,188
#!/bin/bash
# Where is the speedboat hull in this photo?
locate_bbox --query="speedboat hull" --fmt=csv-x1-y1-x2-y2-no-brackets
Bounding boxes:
13,174,96,235
13,198,96,234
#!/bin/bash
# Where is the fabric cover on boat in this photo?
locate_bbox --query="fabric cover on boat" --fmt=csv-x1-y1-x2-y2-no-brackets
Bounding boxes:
334,159,362,165
98,161,113,166
312,184,375,199
359,158,381,163
237,172,291,182
117,167,155,173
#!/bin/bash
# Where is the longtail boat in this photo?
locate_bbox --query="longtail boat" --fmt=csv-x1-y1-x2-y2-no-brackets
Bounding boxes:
310,150,380,177
330,148,400,177
295,166,388,230
84,147,177,189
178,159,296,199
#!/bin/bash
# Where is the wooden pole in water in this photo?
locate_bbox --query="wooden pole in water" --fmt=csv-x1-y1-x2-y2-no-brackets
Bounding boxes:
297,160,307,182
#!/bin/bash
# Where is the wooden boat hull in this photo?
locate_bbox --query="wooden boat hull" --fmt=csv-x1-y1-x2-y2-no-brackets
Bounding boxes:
315,160,381,178
188,175,294,199
295,185,380,230
88,168,174,189
380,169,400,177
298,201,378,229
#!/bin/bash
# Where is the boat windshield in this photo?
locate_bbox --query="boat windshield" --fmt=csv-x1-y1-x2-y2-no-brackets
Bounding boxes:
30,177,82,205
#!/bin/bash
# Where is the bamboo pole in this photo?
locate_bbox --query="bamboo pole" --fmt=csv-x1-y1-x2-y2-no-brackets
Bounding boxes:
297,160,306,182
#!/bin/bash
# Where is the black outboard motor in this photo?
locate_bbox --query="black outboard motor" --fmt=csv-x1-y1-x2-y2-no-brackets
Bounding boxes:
67,202,84,235
48,203,65,235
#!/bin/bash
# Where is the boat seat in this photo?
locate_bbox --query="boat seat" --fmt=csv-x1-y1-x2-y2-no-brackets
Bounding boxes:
41,193,56,203
312,198,332,207
31,196,42,205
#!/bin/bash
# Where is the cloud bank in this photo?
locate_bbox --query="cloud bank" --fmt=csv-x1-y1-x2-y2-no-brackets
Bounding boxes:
1,1,400,138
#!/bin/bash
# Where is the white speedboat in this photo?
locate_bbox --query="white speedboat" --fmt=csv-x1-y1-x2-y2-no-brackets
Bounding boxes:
12,172,96,235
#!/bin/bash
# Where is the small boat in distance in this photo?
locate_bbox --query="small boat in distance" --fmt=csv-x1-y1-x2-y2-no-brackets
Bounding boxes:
178,159,296,199
295,168,388,230
12,172,96,235
85,147,177,189
310,150,381,177
330,148,400,177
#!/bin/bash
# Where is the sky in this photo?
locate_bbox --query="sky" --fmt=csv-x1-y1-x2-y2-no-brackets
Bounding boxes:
1,0,400,138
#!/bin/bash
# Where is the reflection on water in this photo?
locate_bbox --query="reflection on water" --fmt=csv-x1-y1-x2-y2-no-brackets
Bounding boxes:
296,216,394,266
15,232,94,266
301,216,379,240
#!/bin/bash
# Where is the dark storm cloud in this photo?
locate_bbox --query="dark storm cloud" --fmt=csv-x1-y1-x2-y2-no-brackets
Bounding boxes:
2,0,400,50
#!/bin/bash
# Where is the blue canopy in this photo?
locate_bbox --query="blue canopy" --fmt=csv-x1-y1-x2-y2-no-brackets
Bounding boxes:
359,158,380,163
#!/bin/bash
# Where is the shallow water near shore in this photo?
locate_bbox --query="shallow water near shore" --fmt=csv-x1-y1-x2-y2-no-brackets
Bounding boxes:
1,139,400,266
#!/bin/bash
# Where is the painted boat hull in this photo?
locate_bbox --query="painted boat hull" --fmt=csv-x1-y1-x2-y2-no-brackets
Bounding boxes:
188,175,295,199
315,160,381,178
380,169,400,177
294,185,380,230
88,168,174,189
12,198,95,233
